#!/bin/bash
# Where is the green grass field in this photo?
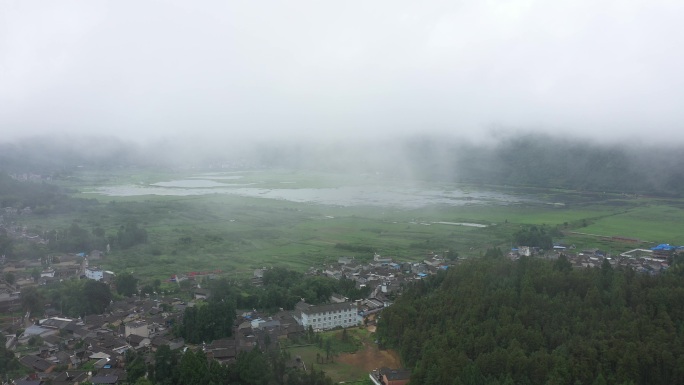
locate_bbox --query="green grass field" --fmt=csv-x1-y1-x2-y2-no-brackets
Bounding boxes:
579,204,684,244
283,328,377,383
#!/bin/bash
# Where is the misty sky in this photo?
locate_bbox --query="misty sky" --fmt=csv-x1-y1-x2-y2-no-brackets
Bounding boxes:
1,0,683,144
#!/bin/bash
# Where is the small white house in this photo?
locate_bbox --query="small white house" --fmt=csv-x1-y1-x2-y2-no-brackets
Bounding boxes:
85,267,104,281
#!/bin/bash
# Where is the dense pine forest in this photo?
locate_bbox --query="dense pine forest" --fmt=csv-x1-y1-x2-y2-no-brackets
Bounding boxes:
377,256,684,385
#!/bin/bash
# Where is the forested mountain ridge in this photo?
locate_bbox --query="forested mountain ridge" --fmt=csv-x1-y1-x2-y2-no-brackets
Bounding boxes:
376,256,684,385
227,134,684,195
449,135,684,195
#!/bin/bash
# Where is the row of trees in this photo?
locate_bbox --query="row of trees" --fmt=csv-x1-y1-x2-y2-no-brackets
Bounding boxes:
233,267,370,312
124,345,334,385
23,279,112,317
46,220,148,254
377,256,684,385
513,226,556,249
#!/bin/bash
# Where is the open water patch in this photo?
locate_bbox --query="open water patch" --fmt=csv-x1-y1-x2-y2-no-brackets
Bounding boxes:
86,182,531,209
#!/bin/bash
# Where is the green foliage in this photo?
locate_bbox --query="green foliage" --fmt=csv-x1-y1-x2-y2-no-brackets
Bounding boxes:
45,221,108,253
451,133,684,195
20,286,44,315
83,280,113,314
43,278,112,317
28,335,43,346
237,268,370,312
143,345,334,385
0,335,23,378
178,285,237,344
513,226,553,249
334,243,375,253
152,345,179,385
117,220,148,249
483,247,504,259
377,258,684,384
0,228,13,258
30,268,40,281
126,350,148,384
553,254,573,273
115,272,139,297
180,301,235,344
0,171,74,214
4,271,16,285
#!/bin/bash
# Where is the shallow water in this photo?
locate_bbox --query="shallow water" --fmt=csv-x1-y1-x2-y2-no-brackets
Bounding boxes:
86,176,529,208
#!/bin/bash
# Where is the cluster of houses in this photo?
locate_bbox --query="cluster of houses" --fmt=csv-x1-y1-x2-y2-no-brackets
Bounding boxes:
4,296,185,384
508,243,683,274
311,253,450,317
0,223,46,245
9,173,52,183
2,292,348,384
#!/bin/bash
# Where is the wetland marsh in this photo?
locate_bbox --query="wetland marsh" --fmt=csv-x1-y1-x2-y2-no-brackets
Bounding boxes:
29,169,684,281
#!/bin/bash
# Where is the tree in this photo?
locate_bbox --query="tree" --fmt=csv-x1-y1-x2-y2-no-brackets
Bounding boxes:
553,254,573,273
125,350,147,384
117,221,148,249
28,335,43,346
325,339,332,360
0,228,13,258
4,271,15,285
513,226,553,249
153,278,161,293
153,345,179,385
178,349,208,385
31,267,40,281
21,286,44,315
115,272,138,297
141,284,154,296
178,300,236,343
0,334,22,379
483,247,504,259
83,280,112,314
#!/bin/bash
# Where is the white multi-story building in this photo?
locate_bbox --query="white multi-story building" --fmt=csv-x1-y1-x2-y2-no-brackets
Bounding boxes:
293,301,359,331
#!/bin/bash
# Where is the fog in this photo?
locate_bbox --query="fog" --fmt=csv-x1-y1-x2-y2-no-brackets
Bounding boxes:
2,0,683,146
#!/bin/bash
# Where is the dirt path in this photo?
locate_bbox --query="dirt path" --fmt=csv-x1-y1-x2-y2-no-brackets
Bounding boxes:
336,340,402,372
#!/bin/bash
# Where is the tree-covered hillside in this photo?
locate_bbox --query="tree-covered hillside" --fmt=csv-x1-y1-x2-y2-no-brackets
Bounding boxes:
377,257,684,385
0,172,82,213
260,134,684,195
451,134,684,195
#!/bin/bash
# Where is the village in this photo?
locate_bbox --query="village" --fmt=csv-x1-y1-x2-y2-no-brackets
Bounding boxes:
2,239,683,385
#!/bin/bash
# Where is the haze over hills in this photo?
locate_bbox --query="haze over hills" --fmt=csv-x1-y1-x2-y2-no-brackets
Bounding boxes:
1,133,683,196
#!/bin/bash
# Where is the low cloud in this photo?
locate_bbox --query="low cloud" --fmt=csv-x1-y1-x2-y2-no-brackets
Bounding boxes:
1,0,683,144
